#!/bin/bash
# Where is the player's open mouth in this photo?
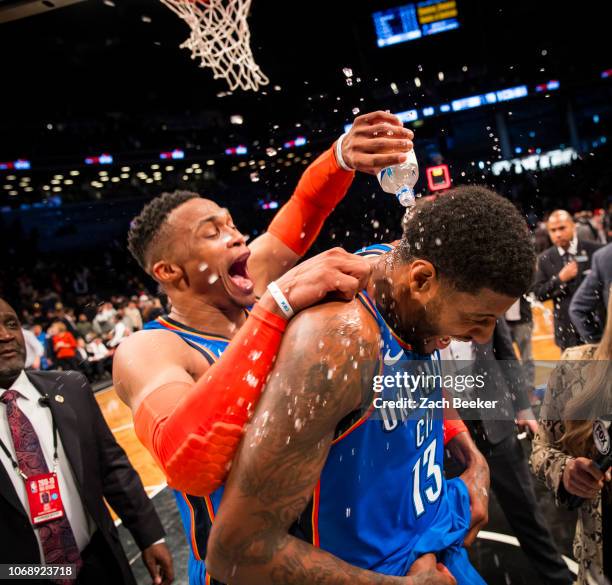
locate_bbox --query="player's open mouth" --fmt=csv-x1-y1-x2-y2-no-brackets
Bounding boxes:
228,253,254,294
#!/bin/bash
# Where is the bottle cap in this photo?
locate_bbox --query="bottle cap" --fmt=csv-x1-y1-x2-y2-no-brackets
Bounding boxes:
396,186,415,207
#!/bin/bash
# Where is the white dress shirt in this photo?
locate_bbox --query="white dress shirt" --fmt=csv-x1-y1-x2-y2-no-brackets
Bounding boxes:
88,341,109,361
0,371,95,560
504,299,521,322
439,339,475,364
556,234,578,257
21,329,44,368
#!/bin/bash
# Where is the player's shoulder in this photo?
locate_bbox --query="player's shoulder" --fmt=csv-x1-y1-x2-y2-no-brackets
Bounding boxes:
114,327,189,364
286,297,380,356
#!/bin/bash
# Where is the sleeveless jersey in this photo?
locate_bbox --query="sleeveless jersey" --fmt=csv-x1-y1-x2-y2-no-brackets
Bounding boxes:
290,243,483,580
144,315,232,585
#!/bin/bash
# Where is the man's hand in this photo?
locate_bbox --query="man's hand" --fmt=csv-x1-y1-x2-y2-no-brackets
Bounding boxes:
562,457,606,499
516,408,538,436
446,432,490,546
558,260,578,282
259,248,372,317
407,554,457,585
342,110,414,175
142,542,174,585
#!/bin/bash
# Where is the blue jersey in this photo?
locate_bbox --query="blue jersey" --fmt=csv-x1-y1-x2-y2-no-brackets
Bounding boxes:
290,243,485,582
145,248,486,584
144,315,232,585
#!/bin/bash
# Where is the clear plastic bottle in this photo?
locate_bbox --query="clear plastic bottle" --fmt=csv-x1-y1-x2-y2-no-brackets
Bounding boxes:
377,148,419,207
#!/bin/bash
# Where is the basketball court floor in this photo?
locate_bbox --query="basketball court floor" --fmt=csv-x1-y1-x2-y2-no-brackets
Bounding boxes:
98,304,572,585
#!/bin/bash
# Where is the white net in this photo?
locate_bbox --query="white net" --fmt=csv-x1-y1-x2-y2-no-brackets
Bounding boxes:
160,0,269,91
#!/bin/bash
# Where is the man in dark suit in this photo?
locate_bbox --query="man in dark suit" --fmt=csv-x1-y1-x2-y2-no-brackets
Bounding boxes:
532,210,602,350
569,242,612,343
442,320,574,585
0,298,174,585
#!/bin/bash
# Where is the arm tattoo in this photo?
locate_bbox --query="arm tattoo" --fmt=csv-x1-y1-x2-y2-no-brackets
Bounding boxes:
207,307,405,585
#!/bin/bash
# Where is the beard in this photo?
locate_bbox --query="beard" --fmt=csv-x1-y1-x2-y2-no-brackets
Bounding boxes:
403,305,442,354
378,290,443,355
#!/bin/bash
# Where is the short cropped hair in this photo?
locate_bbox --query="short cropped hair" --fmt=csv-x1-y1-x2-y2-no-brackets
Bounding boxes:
128,190,200,272
398,185,535,297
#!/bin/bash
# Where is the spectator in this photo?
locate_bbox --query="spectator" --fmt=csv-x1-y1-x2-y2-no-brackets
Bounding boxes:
88,336,112,380
569,244,612,343
532,210,602,350
117,306,135,332
31,324,49,370
441,321,573,585
142,297,164,324
591,209,608,244
54,303,79,338
505,296,536,400
75,338,95,381
534,220,552,254
107,314,130,348
21,327,44,370
93,302,116,336
76,313,93,339
0,297,174,585
530,292,612,585
574,211,598,242
124,299,143,331
51,321,79,371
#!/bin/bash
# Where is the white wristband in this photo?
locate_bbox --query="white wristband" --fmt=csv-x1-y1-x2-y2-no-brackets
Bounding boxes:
266,281,295,319
335,132,353,171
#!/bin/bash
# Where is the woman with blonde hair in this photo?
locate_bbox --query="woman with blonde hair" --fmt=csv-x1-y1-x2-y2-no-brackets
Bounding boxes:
530,287,612,585
50,320,79,371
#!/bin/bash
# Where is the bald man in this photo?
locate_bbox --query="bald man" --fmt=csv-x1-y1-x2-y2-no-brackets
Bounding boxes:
532,210,602,349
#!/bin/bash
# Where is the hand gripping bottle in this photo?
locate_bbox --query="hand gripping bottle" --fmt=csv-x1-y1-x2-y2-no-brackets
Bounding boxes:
377,148,419,207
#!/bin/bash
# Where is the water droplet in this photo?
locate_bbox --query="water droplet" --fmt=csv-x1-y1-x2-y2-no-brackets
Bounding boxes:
244,372,259,387
249,350,262,361
198,262,208,272
208,274,219,284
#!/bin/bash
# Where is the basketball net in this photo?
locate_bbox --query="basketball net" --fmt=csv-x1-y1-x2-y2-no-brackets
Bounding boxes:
160,0,269,91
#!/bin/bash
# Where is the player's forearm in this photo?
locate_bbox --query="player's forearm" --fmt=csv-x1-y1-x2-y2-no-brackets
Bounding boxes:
207,532,406,585
267,146,354,256
133,304,287,495
446,429,483,468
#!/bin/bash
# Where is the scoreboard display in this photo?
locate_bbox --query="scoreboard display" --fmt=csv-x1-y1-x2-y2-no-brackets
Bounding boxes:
373,0,459,47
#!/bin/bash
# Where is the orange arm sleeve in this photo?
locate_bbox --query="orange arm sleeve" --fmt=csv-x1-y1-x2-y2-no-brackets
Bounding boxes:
133,305,287,496
267,144,355,256
443,417,468,445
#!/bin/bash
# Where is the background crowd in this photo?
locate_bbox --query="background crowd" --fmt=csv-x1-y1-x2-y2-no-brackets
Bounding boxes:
3,165,610,389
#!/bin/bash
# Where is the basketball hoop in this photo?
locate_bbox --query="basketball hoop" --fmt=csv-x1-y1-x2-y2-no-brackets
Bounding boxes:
160,0,269,91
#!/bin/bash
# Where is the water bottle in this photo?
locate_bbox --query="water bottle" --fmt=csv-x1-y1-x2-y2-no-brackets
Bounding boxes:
377,148,419,207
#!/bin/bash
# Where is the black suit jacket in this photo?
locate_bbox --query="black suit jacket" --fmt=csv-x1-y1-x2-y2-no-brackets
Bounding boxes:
0,371,165,584
444,320,531,447
532,239,602,349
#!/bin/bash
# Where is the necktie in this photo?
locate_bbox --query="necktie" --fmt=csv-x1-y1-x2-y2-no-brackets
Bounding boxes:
0,390,82,582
